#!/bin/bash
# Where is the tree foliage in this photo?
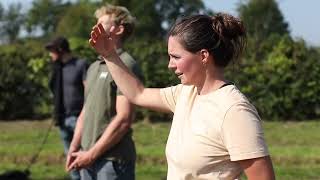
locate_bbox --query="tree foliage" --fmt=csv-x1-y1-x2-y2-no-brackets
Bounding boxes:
0,3,24,43
238,0,289,60
0,0,319,121
0,3,4,20
0,40,50,119
55,2,97,38
225,0,320,120
238,0,288,40
26,0,71,37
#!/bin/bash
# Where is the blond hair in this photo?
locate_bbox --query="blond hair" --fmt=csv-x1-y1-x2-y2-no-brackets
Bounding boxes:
95,4,135,41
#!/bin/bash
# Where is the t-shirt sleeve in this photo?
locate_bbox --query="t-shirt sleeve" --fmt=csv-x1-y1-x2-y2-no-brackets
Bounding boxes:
159,84,183,112
222,102,269,161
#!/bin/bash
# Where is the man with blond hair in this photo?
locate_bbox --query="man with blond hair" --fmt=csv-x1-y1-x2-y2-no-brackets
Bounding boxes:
65,4,142,180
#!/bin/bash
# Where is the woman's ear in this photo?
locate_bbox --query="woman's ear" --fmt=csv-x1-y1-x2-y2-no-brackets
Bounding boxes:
199,49,210,65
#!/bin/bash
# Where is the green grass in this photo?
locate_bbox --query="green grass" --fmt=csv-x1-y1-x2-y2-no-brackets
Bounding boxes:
0,120,320,179
263,121,320,179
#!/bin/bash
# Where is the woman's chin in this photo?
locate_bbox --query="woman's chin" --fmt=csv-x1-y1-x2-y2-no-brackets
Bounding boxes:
180,80,191,85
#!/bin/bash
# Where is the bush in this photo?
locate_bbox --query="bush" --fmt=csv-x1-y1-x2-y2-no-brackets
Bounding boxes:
228,36,320,120
0,40,51,119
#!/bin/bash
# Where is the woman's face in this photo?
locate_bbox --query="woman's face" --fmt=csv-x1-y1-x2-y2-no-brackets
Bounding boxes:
167,36,204,85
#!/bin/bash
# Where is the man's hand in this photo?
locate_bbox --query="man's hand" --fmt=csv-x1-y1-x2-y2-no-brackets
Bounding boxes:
89,23,116,57
67,150,96,172
65,145,79,171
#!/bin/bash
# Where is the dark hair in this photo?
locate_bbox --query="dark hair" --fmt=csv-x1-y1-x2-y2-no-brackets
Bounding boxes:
45,36,71,53
168,13,246,67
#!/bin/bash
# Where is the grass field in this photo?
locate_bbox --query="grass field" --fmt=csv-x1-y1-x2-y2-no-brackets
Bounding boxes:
0,119,320,179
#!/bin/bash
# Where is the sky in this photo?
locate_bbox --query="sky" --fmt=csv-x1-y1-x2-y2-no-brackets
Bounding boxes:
203,0,320,46
2,0,320,46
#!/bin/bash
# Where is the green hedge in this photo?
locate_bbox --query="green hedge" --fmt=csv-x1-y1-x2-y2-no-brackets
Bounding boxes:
227,36,320,120
0,39,51,119
0,36,319,120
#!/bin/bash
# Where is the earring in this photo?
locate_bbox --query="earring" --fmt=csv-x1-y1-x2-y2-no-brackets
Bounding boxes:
202,61,207,67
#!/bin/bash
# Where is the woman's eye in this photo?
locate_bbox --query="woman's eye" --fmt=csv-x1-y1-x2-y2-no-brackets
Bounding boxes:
168,54,180,60
172,55,179,59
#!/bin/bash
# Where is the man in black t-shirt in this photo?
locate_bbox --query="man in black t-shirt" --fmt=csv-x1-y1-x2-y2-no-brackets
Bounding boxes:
45,36,88,180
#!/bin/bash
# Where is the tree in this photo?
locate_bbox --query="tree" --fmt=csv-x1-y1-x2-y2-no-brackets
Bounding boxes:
0,3,24,43
0,40,51,119
238,0,288,40
26,0,71,37
0,3,3,19
238,0,289,60
157,0,208,30
55,2,97,39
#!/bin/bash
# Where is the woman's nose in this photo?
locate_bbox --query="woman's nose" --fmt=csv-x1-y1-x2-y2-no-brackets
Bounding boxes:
168,59,175,69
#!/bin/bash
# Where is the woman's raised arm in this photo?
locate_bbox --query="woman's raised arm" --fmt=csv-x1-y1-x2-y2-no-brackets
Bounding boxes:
89,23,170,112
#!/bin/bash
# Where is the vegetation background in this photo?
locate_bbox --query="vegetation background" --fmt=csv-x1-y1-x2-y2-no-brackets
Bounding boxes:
0,0,319,121
0,0,319,179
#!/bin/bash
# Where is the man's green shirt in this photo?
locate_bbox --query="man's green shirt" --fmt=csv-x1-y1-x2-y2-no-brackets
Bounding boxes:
81,49,142,162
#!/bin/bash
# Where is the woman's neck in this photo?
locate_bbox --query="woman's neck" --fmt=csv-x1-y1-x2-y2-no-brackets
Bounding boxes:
196,67,226,95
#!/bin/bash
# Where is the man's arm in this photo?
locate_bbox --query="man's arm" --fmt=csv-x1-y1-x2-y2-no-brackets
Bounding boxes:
68,95,134,170
71,108,85,150
238,156,275,180
65,107,85,170
89,95,134,159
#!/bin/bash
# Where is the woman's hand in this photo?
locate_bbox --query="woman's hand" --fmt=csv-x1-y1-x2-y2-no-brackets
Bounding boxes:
89,23,116,57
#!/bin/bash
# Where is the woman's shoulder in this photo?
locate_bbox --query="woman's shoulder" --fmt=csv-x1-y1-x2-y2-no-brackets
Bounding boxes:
161,84,197,102
218,85,249,102
163,84,196,95
210,85,255,112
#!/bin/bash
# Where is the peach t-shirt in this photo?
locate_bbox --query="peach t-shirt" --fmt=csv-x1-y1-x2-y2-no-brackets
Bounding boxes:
160,84,269,180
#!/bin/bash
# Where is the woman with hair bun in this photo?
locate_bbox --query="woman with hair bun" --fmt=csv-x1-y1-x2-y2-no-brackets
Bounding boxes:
89,13,275,180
